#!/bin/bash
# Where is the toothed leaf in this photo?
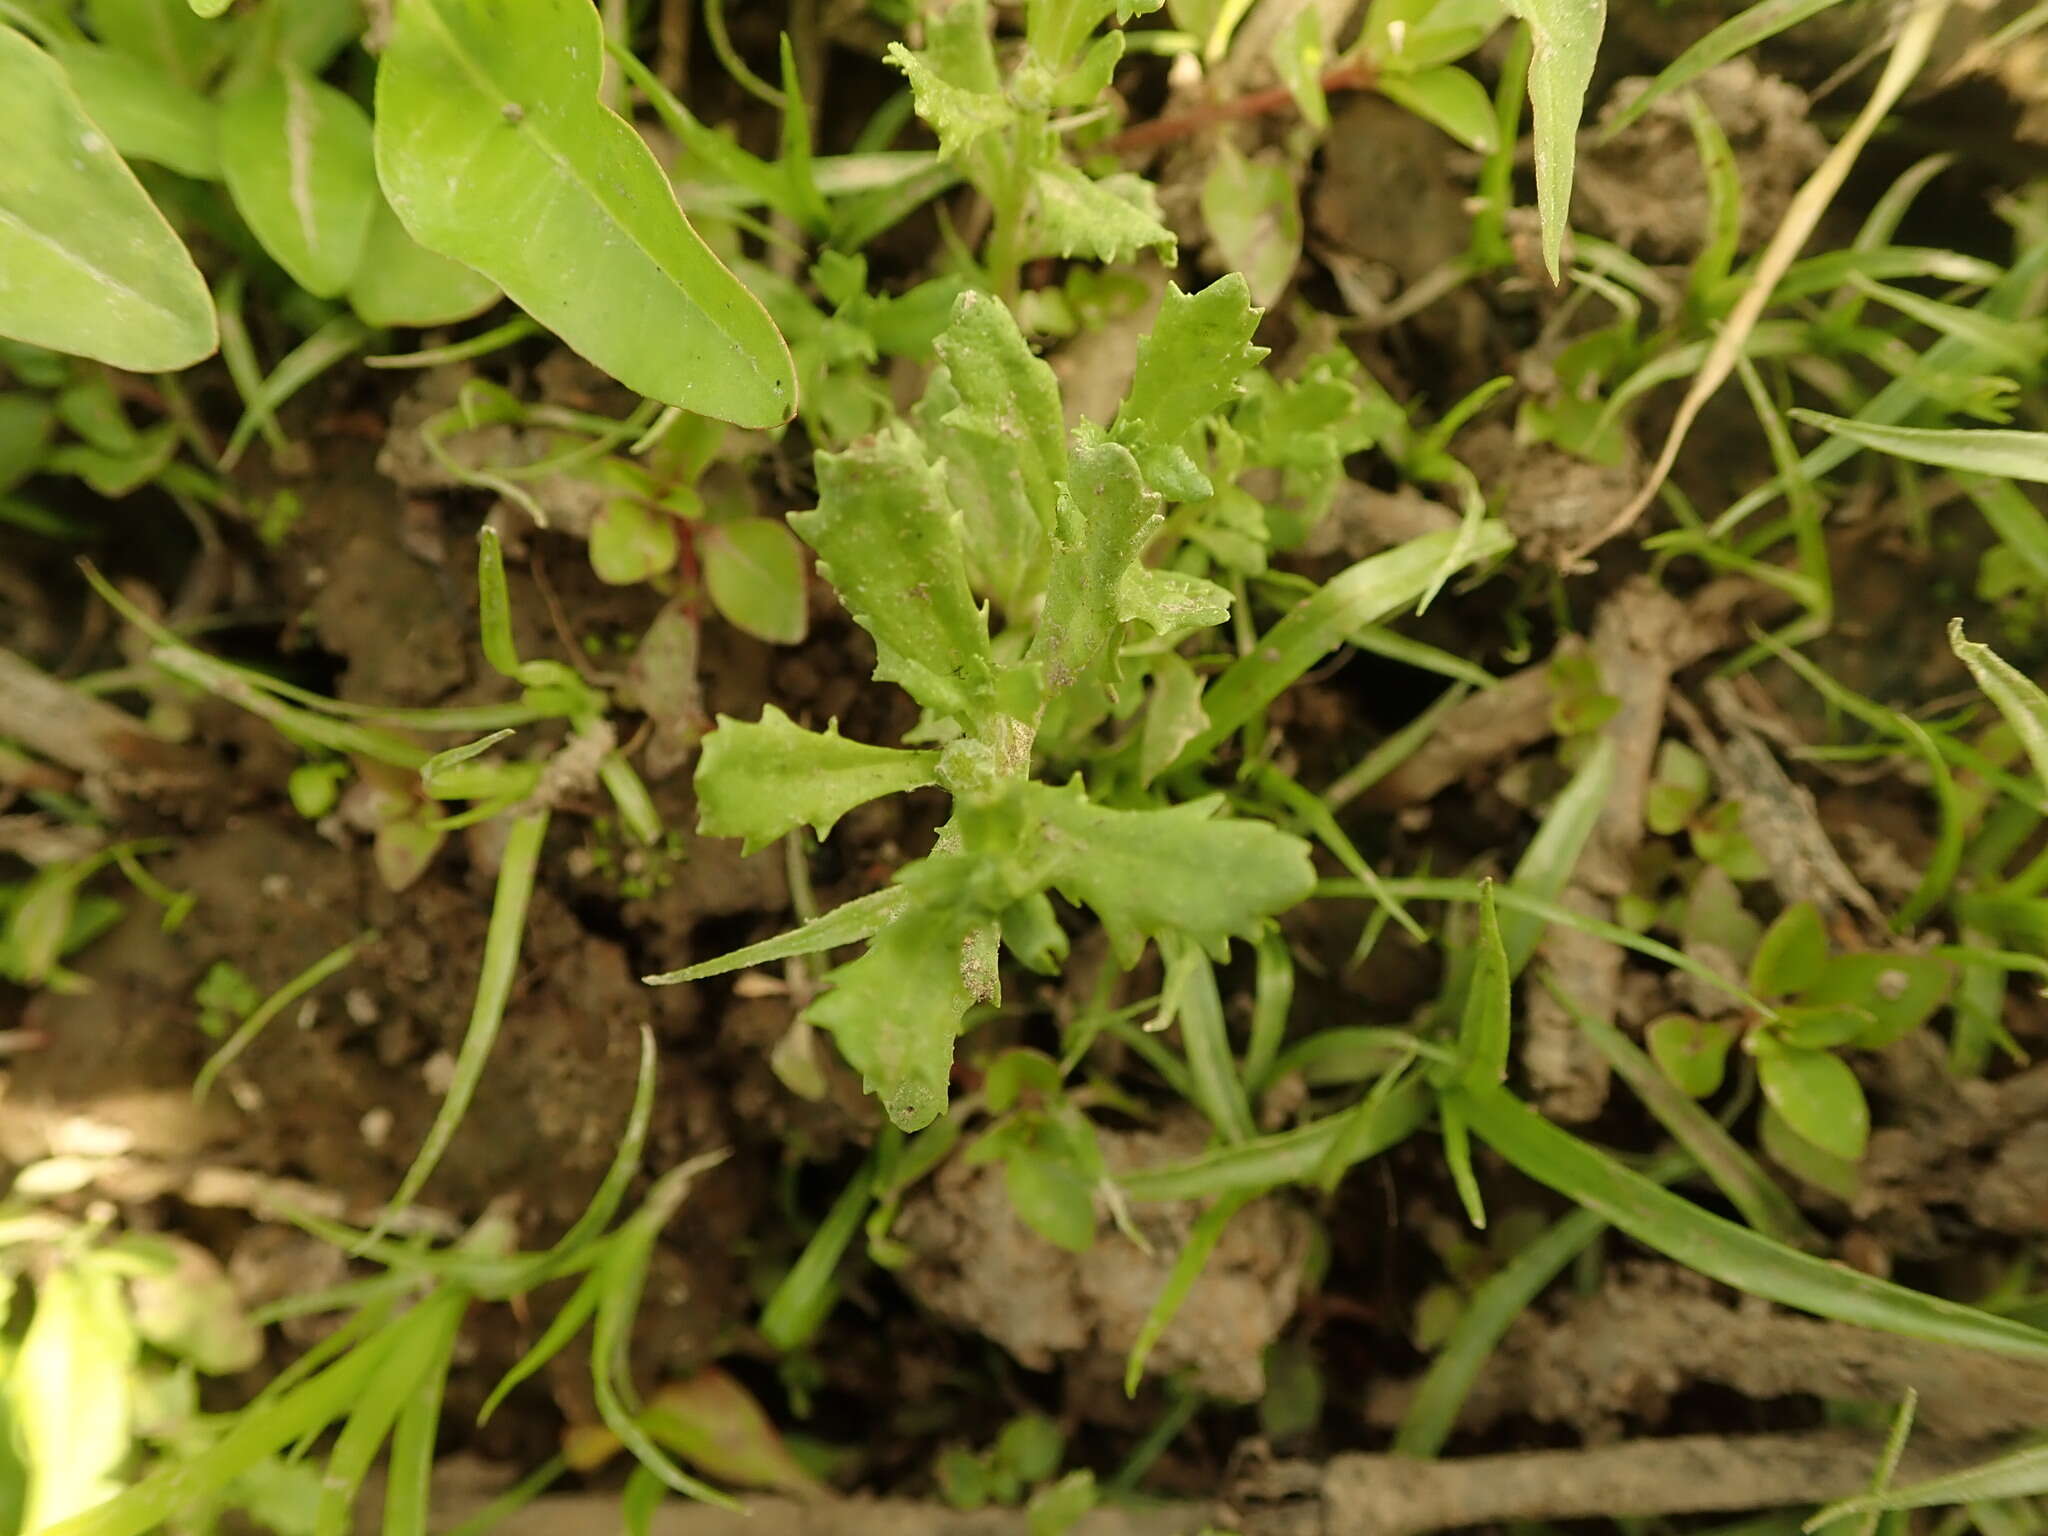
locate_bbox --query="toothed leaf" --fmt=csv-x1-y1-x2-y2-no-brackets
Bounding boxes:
696,705,941,855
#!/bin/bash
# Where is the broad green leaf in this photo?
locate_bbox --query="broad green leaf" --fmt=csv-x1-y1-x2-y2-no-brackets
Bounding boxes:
126,1235,263,1374
1799,953,1951,1049
696,705,940,854
188,0,231,14
794,424,994,723
14,1264,135,1531
1027,166,1176,265
807,899,991,1130
0,27,216,369
639,1371,828,1496
1645,1014,1734,1098
1951,620,2048,803
1760,1101,1859,1200
588,498,680,586
1004,1144,1098,1252
1600,0,1856,138
87,0,228,86
1457,1079,2048,1360
347,196,499,328
53,40,218,177
1361,0,1507,70
1748,901,1828,998
1507,0,1604,281
1027,780,1316,966
1115,276,1268,480
1118,566,1232,633
219,69,377,296
1030,435,1158,700
1377,65,1498,152
1199,145,1302,308
643,886,908,985
1794,411,2048,483
1168,523,1514,772
1270,8,1329,130
376,0,795,426
700,518,809,645
1139,654,1208,786
1754,1040,1868,1162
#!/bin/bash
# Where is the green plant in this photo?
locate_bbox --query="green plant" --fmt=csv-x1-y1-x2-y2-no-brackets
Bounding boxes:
653,278,1509,1132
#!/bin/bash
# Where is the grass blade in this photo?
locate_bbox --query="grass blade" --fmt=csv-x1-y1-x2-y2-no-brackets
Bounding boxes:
1794,413,2048,483
1394,1146,1693,1457
759,1155,877,1352
1169,939,1257,1144
1455,1079,2048,1360
1951,620,2048,800
1124,1189,1256,1395
370,810,549,1246
1807,1443,2048,1526
642,886,907,985
1599,0,1856,138
194,932,371,1103
1117,1080,1429,1201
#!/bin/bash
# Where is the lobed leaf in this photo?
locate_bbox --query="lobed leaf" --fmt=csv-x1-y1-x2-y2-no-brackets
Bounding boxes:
807,896,995,1130
1114,275,1268,492
1026,780,1316,967
795,424,995,724
1027,166,1176,266
695,705,940,854
1030,434,1159,700
375,0,795,426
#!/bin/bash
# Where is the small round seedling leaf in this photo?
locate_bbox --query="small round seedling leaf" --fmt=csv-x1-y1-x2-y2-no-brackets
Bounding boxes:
700,517,809,645
1755,1040,1869,1163
994,1412,1064,1485
1758,1102,1861,1202
1772,1002,1875,1053
1645,738,1711,835
1003,1144,1097,1254
1748,901,1828,998
1800,952,1953,1049
589,498,680,586
1645,1013,1734,1099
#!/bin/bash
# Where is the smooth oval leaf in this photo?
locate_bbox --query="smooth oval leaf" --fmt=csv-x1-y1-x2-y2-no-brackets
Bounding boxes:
700,517,809,645
347,195,499,328
1003,1144,1098,1254
1748,900,1827,998
53,40,218,178
1755,1040,1869,1162
219,69,377,296
0,26,216,369
1645,1014,1734,1099
1799,952,1952,1049
1376,64,1498,152
375,0,796,426
589,497,680,586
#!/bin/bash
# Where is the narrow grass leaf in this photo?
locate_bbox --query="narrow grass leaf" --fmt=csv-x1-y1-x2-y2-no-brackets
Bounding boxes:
1439,1095,1487,1229
643,886,908,985
1599,0,1855,137
1166,939,1256,1144
1455,1079,2048,1359
1395,1146,1695,1457
195,932,370,1103
1541,971,1819,1247
372,811,549,1244
376,0,795,425
312,1291,466,1536
760,1156,878,1351
1807,1444,2048,1526
1117,1080,1429,1201
1243,925,1294,1091
1170,524,1513,772
0,26,215,369
1951,621,2048,802
478,1262,607,1425
1794,412,2048,483
1458,882,1511,1086
1124,1189,1256,1395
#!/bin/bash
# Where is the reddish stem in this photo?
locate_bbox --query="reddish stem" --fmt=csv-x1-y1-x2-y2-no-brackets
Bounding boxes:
1104,57,1376,154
